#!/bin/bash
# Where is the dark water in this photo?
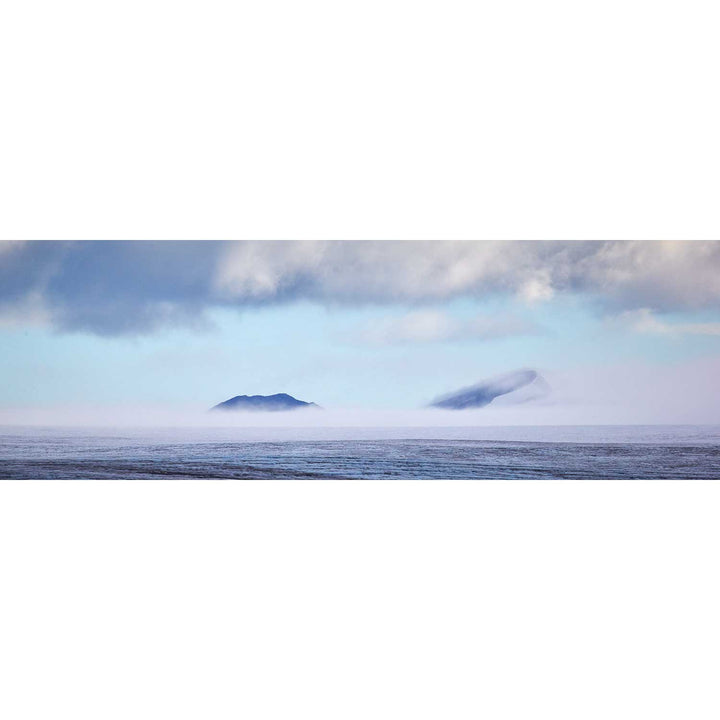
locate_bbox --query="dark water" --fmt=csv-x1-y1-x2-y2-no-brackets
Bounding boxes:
1,425,719,479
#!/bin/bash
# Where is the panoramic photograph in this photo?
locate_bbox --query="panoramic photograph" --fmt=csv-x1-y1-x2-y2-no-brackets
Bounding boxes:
1,240,719,479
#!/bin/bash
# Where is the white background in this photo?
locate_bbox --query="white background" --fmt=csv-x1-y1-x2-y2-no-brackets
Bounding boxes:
1,0,719,240
1,1,720,719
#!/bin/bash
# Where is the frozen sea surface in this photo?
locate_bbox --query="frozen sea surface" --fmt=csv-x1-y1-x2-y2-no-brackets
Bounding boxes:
1,425,719,479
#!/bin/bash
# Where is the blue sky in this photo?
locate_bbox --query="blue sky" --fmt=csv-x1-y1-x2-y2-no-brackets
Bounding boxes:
1,241,719,423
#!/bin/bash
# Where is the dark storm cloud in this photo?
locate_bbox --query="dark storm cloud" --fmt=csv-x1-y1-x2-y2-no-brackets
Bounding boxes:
0,241,228,334
1,241,719,336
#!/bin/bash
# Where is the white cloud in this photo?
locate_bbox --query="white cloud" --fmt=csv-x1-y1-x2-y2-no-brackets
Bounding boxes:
619,308,720,336
357,310,540,345
215,241,720,311
215,241,327,298
2,241,720,335
519,274,555,304
0,291,50,328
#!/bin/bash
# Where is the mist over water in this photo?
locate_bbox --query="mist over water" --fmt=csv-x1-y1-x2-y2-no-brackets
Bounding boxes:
3,352,720,428
1,424,718,480
2,393,718,429
3,385,719,479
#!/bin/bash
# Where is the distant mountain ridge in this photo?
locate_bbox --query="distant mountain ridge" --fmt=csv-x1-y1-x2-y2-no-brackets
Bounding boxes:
211,393,320,412
429,369,549,410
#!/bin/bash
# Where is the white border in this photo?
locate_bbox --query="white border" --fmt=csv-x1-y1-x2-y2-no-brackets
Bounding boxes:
2,1,720,717
2,481,720,719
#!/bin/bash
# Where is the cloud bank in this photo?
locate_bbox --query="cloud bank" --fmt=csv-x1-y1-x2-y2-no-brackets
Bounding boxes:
617,308,720,337
1,240,719,335
356,310,540,344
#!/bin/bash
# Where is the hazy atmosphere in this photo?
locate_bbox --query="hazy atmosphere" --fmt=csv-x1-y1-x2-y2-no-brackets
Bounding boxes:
1,240,719,426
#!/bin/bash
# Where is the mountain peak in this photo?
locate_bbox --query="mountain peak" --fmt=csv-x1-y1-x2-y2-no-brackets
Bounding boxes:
429,369,548,410
210,393,320,412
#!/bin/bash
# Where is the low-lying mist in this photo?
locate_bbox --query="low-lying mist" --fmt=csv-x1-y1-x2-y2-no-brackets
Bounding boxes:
2,355,719,429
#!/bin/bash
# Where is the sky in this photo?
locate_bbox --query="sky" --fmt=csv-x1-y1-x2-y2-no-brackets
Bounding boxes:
1,240,719,425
